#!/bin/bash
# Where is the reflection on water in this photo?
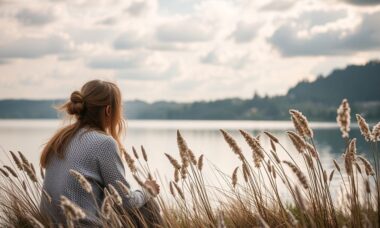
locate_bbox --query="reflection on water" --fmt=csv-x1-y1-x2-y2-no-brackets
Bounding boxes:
0,119,372,199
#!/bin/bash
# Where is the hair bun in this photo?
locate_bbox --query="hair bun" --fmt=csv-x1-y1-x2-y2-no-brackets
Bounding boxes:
67,91,84,116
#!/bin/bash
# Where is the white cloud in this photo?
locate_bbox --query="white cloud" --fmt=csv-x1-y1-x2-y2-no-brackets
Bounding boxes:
0,0,379,102
0,35,70,59
269,11,380,56
15,8,55,26
156,17,214,43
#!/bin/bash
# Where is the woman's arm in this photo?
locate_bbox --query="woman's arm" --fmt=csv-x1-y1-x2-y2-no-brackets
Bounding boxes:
96,137,150,208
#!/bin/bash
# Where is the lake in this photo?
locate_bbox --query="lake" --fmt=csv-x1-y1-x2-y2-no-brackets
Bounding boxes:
0,119,372,200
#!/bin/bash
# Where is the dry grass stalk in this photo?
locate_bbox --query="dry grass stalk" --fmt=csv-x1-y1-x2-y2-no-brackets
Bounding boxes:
132,146,139,159
232,167,239,188
337,99,351,138
69,169,92,193
173,182,185,199
271,150,281,163
0,168,9,177
3,165,17,178
264,131,279,143
165,153,181,170
283,160,309,189
329,170,335,182
188,149,197,166
101,195,113,219
177,130,190,169
169,182,175,197
356,114,372,142
372,122,380,142
122,149,137,173
239,130,264,167
197,154,204,171
26,214,44,228
357,156,375,176
333,160,341,172
242,163,250,182
108,184,122,206
116,180,130,196
220,129,244,161
287,131,306,153
289,109,313,138
10,151,23,170
18,151,30,166
141,145,148,162
306,142,319,158
60,196,86,220
174,168,180,183
22,163,37,182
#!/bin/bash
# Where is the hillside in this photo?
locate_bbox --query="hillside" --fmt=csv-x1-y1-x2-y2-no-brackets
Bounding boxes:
0,60,379,121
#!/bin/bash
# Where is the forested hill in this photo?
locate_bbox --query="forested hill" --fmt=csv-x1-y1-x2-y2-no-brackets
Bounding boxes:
0,60,379,121
287,60,380,104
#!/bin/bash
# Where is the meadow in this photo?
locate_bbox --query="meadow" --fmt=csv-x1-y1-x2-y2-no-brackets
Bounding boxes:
0,99,379,228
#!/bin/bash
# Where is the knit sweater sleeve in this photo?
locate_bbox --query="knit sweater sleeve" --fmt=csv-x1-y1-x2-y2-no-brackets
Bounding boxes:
96,137,150,208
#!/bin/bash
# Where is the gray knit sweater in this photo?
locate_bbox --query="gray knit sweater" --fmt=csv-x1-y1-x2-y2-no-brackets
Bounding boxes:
40,128,149,226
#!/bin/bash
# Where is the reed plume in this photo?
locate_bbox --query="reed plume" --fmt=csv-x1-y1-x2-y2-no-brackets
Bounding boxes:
108,184,122,206
69,169,92,193
141,145,148,162
264,131,279,143
283,160,309,189
220,129,244,161
289,109,313,138
122,149,137,173
287,131,306,153
197,154,204,171
239,130,264,167
132,146,139,159
116,180,130,196
372,122,380,142
10,151,23,170
177,130,189,169
357,156,375,176
165,153,181,170
356,114,372,141
232,167,239,188
337,99,351,138
101,195,113,219
60,196,86,220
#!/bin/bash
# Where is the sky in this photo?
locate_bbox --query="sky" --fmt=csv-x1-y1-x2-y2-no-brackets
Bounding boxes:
0,0,379,102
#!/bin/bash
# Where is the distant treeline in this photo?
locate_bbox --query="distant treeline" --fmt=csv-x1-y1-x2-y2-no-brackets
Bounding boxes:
1,60,380,121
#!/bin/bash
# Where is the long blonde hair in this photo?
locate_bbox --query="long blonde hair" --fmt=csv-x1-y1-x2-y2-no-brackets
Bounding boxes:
40,80,126,168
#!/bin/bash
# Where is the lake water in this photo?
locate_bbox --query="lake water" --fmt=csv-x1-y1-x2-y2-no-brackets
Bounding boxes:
0,119,372,200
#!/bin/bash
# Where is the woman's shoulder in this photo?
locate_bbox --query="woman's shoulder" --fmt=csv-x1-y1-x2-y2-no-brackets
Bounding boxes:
77,128,117,148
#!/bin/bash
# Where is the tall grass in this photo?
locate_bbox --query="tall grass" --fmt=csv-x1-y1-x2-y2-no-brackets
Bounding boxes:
0,99,379,227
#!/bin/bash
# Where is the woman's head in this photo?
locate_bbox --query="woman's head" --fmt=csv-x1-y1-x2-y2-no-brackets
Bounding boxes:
40,80,126,168
64,80,124,134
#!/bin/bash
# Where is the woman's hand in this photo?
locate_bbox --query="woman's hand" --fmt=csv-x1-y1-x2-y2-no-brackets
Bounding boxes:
144,180,160,197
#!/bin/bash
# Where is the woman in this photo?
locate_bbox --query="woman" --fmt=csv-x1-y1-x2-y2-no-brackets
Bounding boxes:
40,80,160,227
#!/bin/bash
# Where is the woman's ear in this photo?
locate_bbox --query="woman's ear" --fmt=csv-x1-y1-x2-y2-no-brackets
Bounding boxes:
105,105,111,117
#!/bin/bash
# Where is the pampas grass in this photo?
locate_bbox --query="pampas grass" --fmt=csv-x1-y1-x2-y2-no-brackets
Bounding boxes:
0,99,379,227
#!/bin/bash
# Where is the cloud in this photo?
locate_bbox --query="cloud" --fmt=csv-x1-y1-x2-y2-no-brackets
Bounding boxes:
113,31,146,49
15,8,55,26
126,1,149,16
298,9,347,27
201,48,250,69
156,18,213,43
116,63,178,80
230,21,260,43
342,0,380,6
87,54,145,69
0,35,69,59
268,11,380,56
261,0,296,11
